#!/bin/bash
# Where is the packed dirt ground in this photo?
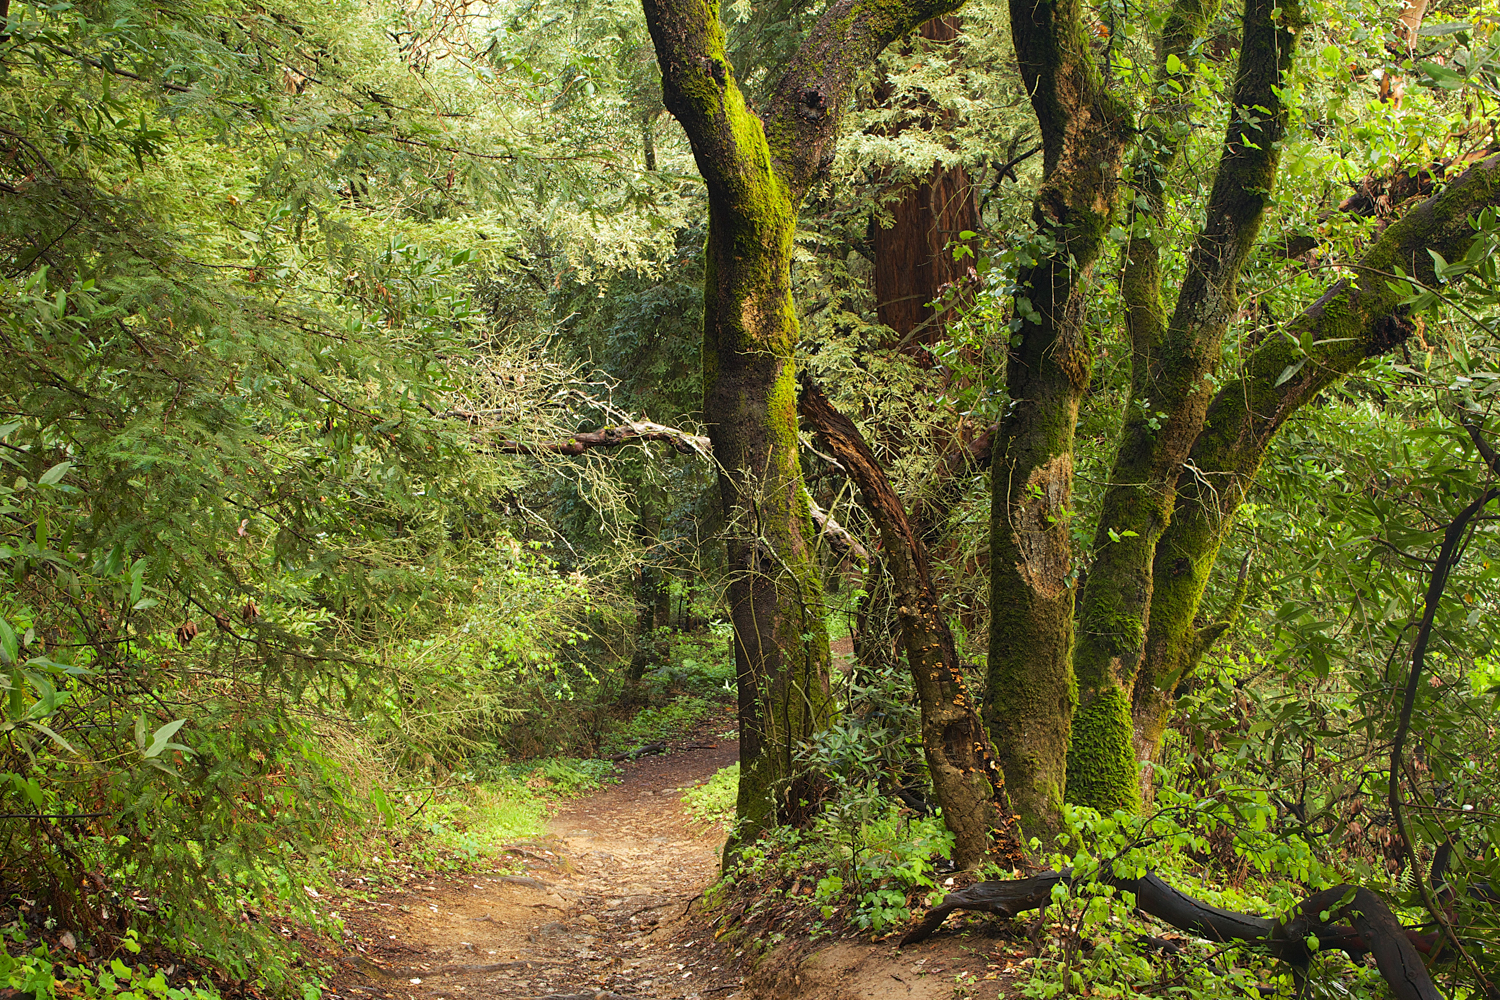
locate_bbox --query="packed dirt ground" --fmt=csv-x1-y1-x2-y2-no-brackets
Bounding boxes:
323,727,1018,1000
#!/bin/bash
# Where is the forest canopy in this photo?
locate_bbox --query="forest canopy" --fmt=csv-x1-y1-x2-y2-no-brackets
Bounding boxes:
2,0,1499,996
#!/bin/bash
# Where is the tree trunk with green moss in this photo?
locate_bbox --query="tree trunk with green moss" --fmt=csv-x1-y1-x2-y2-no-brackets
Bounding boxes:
982,0,1131,836
1066,0,1299,815
641,0,963,843
1131,151,1500,775
982,0,1500,835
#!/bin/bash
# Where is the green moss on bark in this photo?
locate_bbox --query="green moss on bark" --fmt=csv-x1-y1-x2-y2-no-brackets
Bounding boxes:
1065,683,1142,814
1133,153,1500,773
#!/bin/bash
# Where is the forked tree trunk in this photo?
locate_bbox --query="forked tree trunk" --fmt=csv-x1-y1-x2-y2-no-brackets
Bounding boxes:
1131,152,1500,775
1067,0,1297,814
640,0,963,843
983,0,1131,835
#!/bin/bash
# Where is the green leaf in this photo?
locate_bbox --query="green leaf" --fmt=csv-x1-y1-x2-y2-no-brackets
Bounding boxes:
145,718,189,759
27,721,78,755
1165,53,1184,74
0,620,17,667
1275,360,1306,387
1418,61,1465,88
37,461,71,486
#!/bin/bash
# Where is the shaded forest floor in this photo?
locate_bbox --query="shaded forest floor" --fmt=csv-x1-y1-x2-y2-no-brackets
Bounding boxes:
317,706,1018,1000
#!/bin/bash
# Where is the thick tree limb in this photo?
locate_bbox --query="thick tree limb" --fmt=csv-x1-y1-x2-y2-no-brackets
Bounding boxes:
1270,146,1499,260
1134,151,1500,762
644,0,963,204
801,378,1021,867
985,0,1132,834
902,872,1442,1000
765,1,967,196
1071,0,1301,815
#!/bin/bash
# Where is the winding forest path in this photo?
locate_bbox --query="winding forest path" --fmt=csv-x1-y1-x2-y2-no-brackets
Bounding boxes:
332,734,742,1000
329,712,1013,1000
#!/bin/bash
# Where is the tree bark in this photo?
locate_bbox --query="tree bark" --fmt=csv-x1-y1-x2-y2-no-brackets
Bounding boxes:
640,0,963,842
800,379,1020,869
870,17,978,362
1068,0,1300,814
983,0,1131,836
1131,152,1500,772
627,504,664,691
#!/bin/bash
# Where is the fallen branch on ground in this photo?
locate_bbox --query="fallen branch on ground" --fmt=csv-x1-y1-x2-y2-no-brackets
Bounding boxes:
901,869,1443,1000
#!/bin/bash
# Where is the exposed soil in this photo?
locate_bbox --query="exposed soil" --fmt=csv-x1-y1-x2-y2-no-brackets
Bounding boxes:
326,712,1018,1000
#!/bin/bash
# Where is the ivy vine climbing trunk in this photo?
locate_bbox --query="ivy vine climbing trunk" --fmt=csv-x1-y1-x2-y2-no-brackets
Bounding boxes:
982,0,1130,835
1067,0,1300,814
640,0,963,842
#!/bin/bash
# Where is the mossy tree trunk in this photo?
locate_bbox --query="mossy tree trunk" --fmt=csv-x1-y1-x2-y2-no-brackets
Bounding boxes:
982,0,1131,836
1066,0,1300,814
801,379,1021,870
641,0,963,843
1132,152,1500,774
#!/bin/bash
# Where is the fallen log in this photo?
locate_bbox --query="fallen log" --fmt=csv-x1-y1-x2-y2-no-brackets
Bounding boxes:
901,869,1442,1000
607,741,668,762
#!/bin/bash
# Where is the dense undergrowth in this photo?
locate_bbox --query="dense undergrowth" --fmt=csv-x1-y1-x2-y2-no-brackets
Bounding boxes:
0,595,735,999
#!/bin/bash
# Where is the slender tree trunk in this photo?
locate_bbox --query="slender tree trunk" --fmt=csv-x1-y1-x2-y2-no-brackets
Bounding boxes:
1067,0,1298,814
641,0,963,842
801,380,1019,868
983,0,1131,835
626,503,664,701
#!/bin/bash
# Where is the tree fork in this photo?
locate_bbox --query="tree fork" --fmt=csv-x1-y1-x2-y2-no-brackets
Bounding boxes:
1132,151,1500,773
641,0,964,841
983,0,1131,835
1069,0,1301,814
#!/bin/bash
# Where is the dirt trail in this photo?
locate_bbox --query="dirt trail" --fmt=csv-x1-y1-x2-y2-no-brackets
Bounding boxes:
331,737,741,1000
330,732,1013,1000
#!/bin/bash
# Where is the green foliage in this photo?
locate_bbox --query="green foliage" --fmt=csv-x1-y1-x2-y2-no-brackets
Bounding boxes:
681,762,739,825
1009,797,1377,1000
1,929,223,1000
601,696,711,754
417,779,552,860
713,797,954,937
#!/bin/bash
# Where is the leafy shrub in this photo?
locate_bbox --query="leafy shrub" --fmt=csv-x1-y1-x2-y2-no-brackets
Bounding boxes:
601,696,712,754
681,763,739,825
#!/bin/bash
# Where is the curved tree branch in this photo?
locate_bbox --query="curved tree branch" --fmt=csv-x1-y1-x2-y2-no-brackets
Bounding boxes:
800,377,1021,867
903,871,1443,1000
